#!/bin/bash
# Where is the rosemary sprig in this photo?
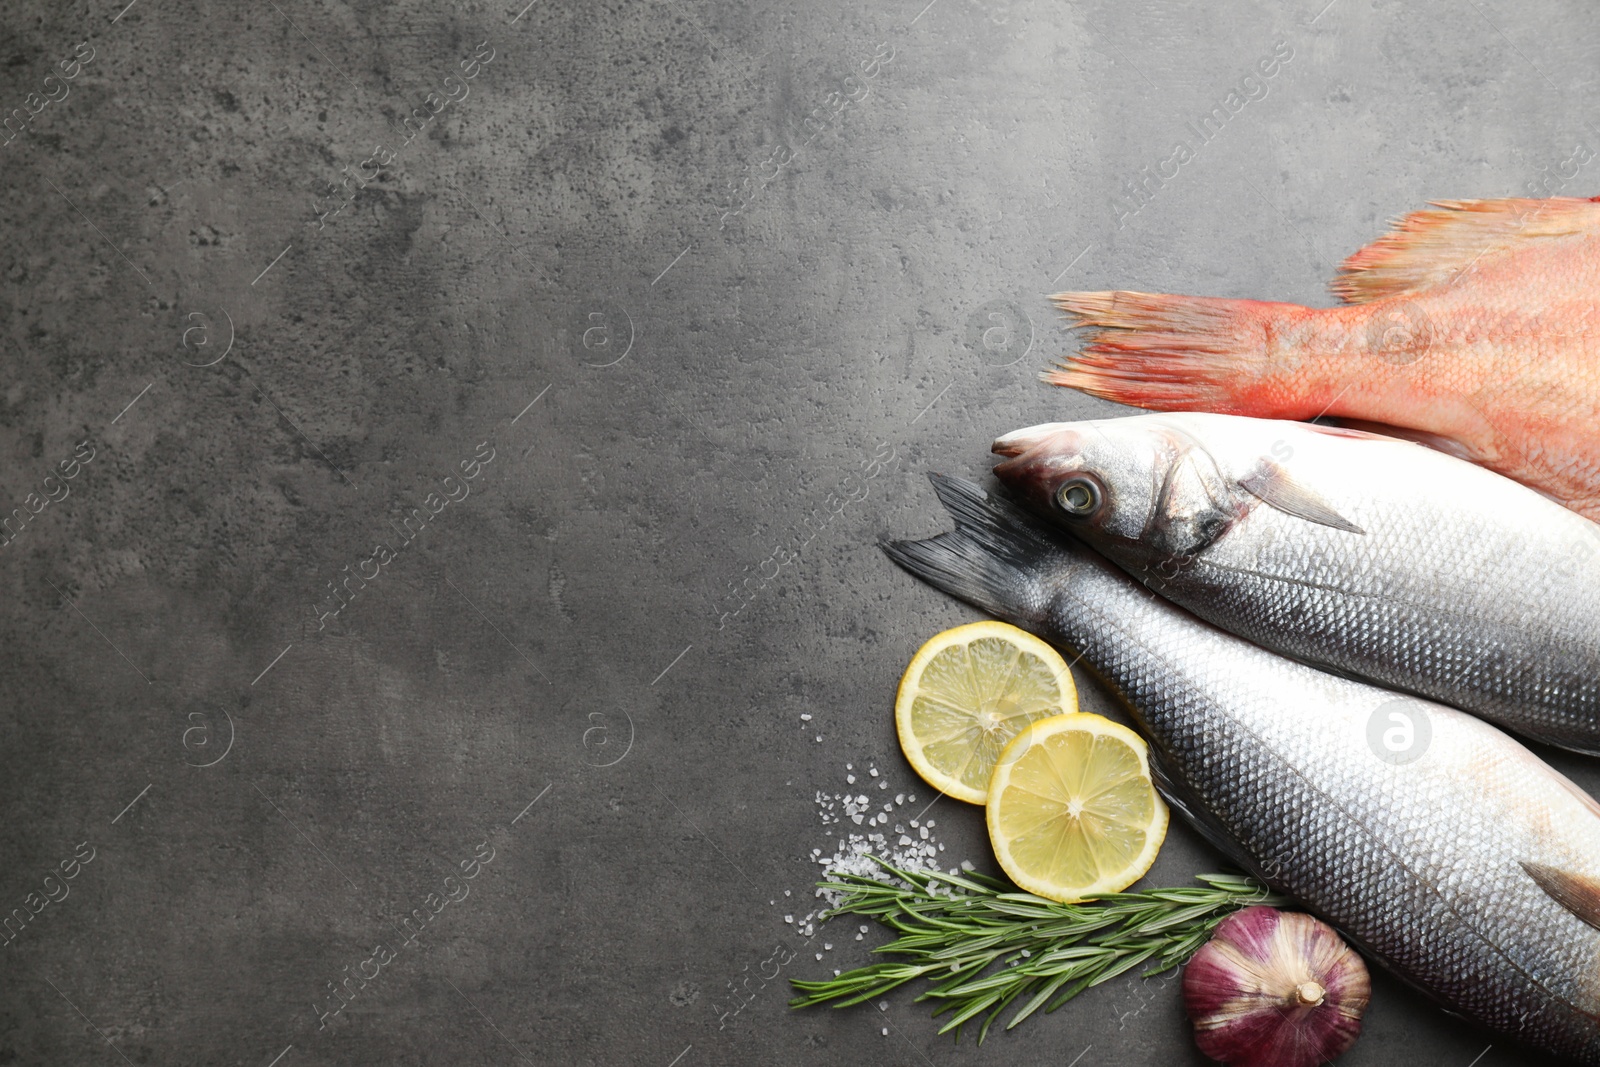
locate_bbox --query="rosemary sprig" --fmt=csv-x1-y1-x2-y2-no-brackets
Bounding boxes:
788,858,1285,1042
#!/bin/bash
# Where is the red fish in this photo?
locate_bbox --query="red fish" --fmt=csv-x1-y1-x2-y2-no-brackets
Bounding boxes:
1048,196,1600,519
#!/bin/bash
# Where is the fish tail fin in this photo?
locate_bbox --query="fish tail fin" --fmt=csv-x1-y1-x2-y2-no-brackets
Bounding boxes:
1044,290,1311,416
881,474,1062,625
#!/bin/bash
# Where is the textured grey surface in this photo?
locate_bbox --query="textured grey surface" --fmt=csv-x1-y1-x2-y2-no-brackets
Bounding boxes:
0,0,1593,1064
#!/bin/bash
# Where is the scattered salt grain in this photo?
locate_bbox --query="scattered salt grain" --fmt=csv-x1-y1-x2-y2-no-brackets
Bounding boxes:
815,953,822,961
801,713,812,721
784,889,791,897
806,770,956,909
784,914,794,923
824,943,832,950
846,774,855,784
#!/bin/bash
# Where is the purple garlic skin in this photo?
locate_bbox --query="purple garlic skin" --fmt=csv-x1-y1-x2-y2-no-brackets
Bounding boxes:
1184,905,1371,1067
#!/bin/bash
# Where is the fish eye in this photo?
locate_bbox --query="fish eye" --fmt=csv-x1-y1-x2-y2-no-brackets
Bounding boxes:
1055,475,1103,517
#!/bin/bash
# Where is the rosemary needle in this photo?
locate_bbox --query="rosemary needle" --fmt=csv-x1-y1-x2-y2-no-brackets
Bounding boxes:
788,858,1285,1043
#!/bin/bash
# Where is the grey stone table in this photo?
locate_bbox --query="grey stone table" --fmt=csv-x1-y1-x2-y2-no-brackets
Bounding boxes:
1,0,1591,1063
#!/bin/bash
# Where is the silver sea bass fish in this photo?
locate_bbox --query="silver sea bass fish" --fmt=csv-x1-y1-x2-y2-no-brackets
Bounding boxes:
992,412,1600,754
885,474,1600,1062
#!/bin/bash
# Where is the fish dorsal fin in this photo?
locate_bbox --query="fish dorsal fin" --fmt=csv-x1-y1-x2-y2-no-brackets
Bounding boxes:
1523,861,1600,932
1332,196,1600,304
1236,459,1365,534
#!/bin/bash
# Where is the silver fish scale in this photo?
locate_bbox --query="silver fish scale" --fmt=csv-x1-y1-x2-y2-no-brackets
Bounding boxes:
1040,554,1600,1062
1125,415,1600,752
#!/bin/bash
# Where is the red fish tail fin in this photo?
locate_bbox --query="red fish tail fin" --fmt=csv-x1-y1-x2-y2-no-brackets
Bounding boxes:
1045,290,1310,416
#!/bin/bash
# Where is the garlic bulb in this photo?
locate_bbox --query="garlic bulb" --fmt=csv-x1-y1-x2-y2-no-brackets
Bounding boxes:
1183,905,1370,1067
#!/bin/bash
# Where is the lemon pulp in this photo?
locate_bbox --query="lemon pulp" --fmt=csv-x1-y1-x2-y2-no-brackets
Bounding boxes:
986,713,1168,902
894,621,1076,804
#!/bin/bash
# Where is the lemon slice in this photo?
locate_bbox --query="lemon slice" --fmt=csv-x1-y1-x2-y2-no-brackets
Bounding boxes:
986,713,1168,903
895,621,1077,804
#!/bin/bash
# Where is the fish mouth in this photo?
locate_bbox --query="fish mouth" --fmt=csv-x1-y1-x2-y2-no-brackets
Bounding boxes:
992,422,1077,457
991,425,1085,501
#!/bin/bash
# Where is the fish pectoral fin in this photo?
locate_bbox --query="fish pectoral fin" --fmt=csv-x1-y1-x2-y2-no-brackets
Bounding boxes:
1332,196,1600,304
1522,861,1600,932
1236,460,1365,535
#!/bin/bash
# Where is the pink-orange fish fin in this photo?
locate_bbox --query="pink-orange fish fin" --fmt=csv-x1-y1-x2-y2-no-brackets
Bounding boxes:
1332,196,1600,304
1045,291,1298,414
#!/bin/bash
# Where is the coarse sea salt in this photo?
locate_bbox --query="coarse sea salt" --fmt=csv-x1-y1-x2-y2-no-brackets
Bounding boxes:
801,764,951,912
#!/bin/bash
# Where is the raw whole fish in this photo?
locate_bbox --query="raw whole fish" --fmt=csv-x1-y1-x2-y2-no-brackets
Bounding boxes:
1047,197,1600,519
990,412,1600,754
885,474,1600,1063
